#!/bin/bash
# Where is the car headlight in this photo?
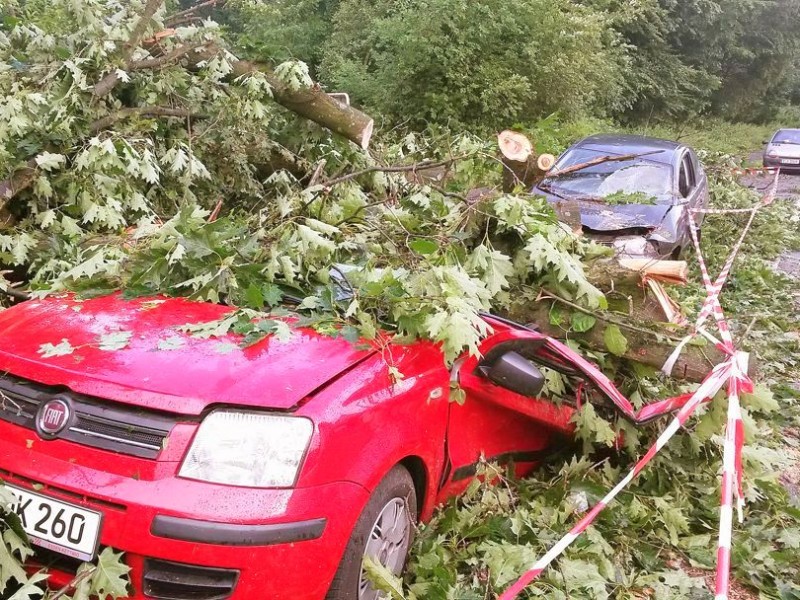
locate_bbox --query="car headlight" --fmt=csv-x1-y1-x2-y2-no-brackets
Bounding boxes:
179,411,313,488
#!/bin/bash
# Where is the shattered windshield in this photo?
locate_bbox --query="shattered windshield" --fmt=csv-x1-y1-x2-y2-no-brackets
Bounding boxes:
541,148,674,204
773,130,800,145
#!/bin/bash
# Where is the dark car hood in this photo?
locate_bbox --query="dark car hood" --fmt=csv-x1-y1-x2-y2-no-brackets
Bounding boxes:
0,295,374,415
575,200,672,231
534,188,673,231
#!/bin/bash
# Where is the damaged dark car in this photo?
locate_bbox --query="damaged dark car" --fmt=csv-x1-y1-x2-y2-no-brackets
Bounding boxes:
533,134,709,258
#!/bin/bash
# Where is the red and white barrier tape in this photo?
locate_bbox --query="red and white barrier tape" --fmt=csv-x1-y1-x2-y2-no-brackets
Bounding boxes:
499,358,737,600
499,170,780,600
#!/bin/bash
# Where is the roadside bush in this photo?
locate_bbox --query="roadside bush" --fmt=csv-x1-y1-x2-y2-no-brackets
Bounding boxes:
318,0,628,129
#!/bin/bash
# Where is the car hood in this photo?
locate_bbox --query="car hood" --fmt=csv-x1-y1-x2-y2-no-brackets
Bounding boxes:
0,295,374,415
768,143,800,158
534,188,674,231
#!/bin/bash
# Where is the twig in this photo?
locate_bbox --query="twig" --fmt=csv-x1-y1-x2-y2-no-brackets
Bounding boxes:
208,199,223,222
48,566,97,600
320,155,472,189
308,159,327,187
166,0,221,26
545,150,661,179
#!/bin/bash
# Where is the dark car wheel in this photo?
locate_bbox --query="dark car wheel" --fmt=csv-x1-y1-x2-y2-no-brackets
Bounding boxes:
326,465,417,600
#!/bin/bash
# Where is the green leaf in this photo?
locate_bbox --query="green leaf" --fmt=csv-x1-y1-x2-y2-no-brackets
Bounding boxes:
37,339,75,358
262,283,283,307
742,384,780,414
570,312,596,333
244,283,264,309
603,324,628,356
408,239,438,255
361,557,408,600
570,403,617,450
97,331,133,351
90,547,130,600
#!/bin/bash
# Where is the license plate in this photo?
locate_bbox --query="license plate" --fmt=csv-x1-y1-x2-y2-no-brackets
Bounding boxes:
6,484,102,561
781,158,800,165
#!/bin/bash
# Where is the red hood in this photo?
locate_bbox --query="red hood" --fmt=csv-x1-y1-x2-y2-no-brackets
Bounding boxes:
0,295,373,415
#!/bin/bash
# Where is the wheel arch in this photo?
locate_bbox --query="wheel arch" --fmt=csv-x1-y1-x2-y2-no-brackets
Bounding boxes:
398,455,428,519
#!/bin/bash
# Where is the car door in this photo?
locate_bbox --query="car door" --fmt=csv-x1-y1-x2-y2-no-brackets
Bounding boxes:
676,150,705,248
437,328,588,500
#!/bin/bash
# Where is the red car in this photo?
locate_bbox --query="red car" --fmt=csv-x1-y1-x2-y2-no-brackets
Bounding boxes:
0,295,676,599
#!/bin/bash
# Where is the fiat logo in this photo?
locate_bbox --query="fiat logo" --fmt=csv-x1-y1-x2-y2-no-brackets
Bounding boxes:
36,396,73,438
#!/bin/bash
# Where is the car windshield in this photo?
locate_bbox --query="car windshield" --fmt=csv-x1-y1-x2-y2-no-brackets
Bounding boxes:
773,130,800,145
541,148,674,204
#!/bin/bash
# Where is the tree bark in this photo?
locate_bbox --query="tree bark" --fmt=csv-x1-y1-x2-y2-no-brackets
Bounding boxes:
194,47,374,149
585,258,688,290
505,301,733,383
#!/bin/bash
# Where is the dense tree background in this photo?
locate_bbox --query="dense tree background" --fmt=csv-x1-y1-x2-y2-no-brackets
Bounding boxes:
224,0,800,127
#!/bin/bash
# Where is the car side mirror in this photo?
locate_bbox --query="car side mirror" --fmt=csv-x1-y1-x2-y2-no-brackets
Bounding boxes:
479,351,546,398
762,140,769,145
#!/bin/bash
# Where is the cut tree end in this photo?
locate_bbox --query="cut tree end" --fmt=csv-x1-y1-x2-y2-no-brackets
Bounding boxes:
359,119,375,150
537,154,556,171
498,130,532,162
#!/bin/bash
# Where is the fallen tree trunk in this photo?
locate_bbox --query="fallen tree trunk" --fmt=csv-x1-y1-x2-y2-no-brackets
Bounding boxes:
585,258,688,290
505,301,732,383
498,130,553,192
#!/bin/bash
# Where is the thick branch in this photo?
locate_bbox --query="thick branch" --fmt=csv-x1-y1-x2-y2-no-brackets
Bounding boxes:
546,150,660,179
0,158,37,208
505,299,730,383
92,0,166,97
89,107,196,134
188,45,374,148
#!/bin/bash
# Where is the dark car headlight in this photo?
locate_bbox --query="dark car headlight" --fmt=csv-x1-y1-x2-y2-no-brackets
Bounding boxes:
179,410,313,488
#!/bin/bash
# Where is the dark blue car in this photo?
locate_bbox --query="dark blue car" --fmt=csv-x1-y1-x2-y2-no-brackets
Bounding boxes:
533,134,709,258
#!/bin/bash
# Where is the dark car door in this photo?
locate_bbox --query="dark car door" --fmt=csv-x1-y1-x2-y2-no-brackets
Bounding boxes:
676,149,708,248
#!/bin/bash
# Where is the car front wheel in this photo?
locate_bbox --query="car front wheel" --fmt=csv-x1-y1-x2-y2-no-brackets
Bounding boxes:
326,465,417,600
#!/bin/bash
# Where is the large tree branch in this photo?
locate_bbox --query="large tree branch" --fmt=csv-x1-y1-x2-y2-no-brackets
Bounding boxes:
92,0,166,97
89,106,197,134
188,45,374,149
124,0,166,62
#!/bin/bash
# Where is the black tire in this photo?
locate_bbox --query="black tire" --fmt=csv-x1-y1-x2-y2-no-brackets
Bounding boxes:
326,465,418,600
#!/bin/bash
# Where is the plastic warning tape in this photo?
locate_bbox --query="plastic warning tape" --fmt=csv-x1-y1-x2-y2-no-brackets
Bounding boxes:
715,352,752,600
499,170,780,600
498,358,737,600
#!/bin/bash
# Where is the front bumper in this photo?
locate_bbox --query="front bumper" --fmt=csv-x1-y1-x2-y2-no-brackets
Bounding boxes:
763,156,800,172
1,421,369,600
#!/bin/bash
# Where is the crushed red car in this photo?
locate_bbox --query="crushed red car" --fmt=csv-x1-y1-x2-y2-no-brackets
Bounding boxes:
0,295,684,600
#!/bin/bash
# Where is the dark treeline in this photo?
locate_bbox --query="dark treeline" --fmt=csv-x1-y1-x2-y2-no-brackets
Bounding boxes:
213,0,800,129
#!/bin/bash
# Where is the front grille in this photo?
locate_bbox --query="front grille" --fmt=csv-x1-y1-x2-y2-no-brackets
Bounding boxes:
144,559,238,600
0,374,177,459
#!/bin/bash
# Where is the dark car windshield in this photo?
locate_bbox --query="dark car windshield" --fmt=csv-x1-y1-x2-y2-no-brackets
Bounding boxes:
773,130,800,145
541,148,674,204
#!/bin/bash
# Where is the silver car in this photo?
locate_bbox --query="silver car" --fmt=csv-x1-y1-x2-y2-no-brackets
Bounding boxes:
764,129,800,172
